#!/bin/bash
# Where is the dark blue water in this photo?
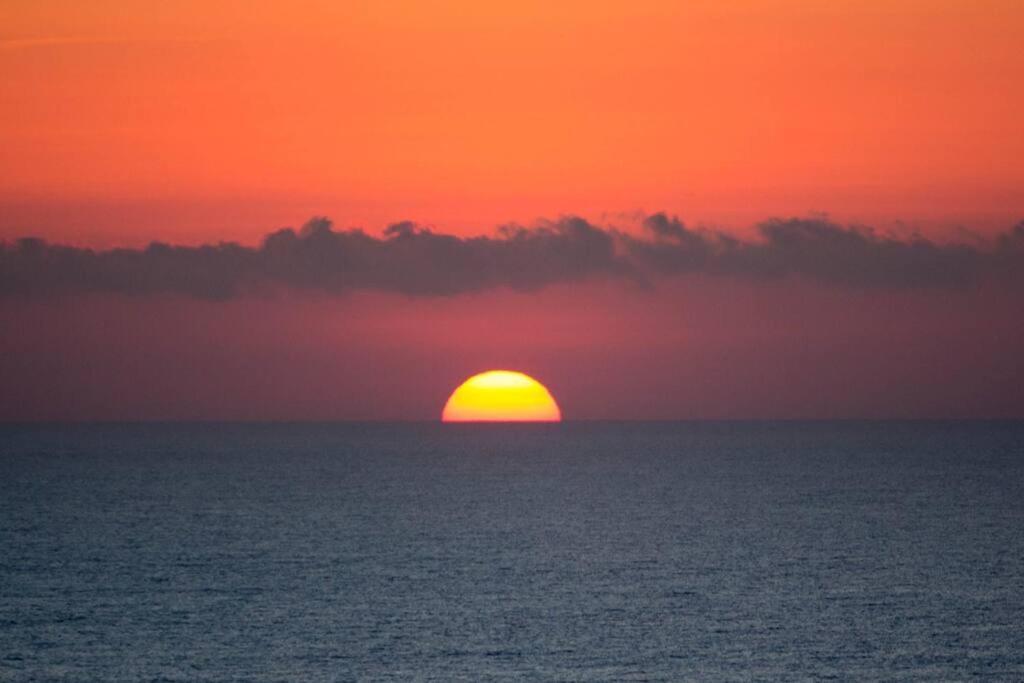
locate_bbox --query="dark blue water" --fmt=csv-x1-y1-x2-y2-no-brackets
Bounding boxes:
2,422,1023,681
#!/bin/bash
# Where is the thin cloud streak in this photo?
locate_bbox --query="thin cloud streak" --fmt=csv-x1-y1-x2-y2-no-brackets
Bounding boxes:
2,214,1023,299
0,36,220,51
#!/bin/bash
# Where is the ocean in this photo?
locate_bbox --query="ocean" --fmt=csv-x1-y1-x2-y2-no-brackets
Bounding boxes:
2,421,1023,681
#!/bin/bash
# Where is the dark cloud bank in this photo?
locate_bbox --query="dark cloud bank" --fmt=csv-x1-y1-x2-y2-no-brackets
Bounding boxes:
2,214,1023,299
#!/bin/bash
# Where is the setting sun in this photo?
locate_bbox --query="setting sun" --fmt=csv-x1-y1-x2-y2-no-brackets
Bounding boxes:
442,370,562,422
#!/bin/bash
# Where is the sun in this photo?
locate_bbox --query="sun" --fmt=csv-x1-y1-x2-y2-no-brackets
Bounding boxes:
442,370,562,422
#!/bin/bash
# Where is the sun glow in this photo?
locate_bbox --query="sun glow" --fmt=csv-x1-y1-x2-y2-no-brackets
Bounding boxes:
442,370,562,422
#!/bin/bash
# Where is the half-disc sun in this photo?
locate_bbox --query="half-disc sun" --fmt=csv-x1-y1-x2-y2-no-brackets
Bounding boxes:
442,370,562,422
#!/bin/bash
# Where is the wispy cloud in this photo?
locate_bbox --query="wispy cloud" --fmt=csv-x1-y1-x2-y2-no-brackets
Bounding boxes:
0,36,214,51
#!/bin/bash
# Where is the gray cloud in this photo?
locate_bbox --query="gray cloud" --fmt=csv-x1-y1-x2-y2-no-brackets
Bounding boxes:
1,214,1022,299
630,215,1024,288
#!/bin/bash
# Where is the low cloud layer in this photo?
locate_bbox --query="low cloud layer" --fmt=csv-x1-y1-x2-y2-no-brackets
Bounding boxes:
2,214,1023,299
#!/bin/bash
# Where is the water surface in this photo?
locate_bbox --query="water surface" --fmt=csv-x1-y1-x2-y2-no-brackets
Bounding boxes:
2,422,1023,680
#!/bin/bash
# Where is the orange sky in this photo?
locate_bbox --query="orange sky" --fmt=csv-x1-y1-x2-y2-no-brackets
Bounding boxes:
2,0,1023,244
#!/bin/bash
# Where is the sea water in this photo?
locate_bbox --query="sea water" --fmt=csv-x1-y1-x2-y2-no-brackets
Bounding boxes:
2,421,1023,681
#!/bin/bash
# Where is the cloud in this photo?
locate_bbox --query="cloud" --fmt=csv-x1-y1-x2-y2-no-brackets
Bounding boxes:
629,214,1024,288
1,214,1022,299
0,36,215,51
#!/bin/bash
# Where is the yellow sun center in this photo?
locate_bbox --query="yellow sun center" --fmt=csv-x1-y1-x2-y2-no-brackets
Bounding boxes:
442,370,562,422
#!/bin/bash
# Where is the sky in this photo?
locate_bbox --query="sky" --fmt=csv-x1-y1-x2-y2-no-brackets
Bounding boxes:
1,0,1023,420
